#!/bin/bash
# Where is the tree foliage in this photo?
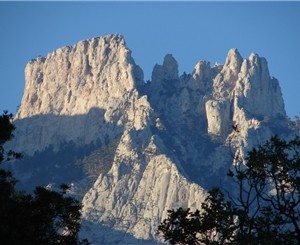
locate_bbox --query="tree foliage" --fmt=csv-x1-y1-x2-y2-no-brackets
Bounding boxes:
0,111,89,244
159,136,300,244
158,207,201,245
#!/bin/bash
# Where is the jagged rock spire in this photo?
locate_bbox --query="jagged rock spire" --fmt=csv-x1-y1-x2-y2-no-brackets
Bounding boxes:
224,48,243,73
151,54,179,81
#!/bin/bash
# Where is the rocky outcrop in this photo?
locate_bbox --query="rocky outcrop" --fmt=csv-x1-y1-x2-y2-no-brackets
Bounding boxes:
12,35,144,154
82,130,206,241
8,34,293,243
19,34,143,118
234,53,285,119
206,49,286,142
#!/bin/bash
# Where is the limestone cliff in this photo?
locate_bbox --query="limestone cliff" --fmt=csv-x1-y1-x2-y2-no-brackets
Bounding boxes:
8,34,294,244
14,34,144,153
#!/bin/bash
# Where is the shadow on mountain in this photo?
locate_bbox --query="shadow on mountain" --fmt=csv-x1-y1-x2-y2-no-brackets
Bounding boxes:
139,80,232,189
138,78,294,190
80,220,164,245
5,107,123,194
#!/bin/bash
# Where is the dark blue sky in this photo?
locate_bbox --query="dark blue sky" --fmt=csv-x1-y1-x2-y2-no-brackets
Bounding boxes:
1,2,299,117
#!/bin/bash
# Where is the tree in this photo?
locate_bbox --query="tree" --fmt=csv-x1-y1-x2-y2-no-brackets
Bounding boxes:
159,136,300,244
231,136,300,243
158,207,201,245
0,111,89,244
158,189,236,245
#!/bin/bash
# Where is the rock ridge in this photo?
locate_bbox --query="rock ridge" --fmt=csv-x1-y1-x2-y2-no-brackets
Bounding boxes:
8,35,294,244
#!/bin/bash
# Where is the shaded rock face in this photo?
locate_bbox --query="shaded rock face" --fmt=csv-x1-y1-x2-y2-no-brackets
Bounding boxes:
8,34,293,243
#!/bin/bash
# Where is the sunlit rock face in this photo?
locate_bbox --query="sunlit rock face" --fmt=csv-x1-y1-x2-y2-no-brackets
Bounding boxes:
13,35,145,154
9,34,292,244
19,35,144,118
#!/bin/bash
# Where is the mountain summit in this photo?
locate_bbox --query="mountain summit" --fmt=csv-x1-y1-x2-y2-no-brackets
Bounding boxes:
8,34,294,244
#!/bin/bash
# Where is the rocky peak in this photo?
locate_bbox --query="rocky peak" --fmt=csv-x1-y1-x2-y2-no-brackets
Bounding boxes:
206,48,286,140
151,54,179,81
249,52,259,64
163,54,179,80
211,48,244,101
249,53,270,81
12,34,146,154
234,52,285,120
192,60,211,81
187,61,213,93
18,34,143,119
224,48,243,73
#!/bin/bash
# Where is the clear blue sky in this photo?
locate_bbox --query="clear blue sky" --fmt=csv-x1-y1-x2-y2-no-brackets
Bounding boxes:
0,2,299,118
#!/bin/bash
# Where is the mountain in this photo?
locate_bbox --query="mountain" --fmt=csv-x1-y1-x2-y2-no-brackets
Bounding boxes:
6,34,296,244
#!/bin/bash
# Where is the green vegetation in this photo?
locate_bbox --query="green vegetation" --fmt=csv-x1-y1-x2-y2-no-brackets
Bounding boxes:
159,136,300,244
0,111,89,244
81,135,121,178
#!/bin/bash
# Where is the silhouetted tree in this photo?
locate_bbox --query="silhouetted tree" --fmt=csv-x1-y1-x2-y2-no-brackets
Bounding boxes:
158,207,201,245
0,111,89,244
159,136,300,244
